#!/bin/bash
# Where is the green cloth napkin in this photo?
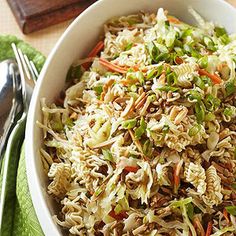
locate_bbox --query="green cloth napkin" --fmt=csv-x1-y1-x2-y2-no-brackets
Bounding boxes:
0,35,46,236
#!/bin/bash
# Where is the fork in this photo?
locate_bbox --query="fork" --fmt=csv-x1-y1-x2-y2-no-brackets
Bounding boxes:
12,43,38,113
0,43,38,231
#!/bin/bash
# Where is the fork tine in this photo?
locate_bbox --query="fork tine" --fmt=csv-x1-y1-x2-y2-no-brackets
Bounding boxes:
30,60,39,78
23,54,36,84
11,43,25,84
17,48,32,81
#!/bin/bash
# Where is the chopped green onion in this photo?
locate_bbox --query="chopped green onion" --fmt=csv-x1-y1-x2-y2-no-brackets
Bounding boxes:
204,94,221,111
147,69,157,80
170,197,192,208
223,107,234,117
165,66,171,75
187,90,202,102
198,56,208,69
167,72,177,85
220,34,230,45
205,113,215,121
191,50,201,58
102,149,114,162
95,187,104,197
232,183,236,189
183,44,191,53
174,47,184,56
147,94,156,103
125,42,133,51
215,26,230,45
156,52,170,63
143,139,153,157
174,40,183,48
146,42,160,63
203,37,217,51
66,65,82,82
225,80,236,97
158,86,179,92
165,20,170,27
184,44,200,58
181,28,193,38
188,124,201,136
122,119,137,129
225,206,236,216
114,204,123,214
65,118,74,128
93,85,103,95
130,84,137,92
135,117,147,139
146,42,170,63
118,197,129,211
195,102,205,123
136,71,145,85
186,203,194,220
215,27,227,37
201,76,212,86
162,125,170,135
147,65,164,80
194,76,205,90
126,16,143,25
51,122,64,132
128,92,139,100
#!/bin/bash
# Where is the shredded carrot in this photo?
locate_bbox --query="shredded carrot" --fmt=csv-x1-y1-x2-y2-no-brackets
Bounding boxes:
223,208,230,224
99,58,127,74
173,160,183,194
205,221,213,236
198,68,222,84
168,16,181,24
132,65,140,71
83,41,104,69
124,166,139,173
88,41,104,58
193,217,205,236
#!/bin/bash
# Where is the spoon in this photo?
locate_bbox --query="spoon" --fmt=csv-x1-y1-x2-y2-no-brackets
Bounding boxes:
0,59,23,163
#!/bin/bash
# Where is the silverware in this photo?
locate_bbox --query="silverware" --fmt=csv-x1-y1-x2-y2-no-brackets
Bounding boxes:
11,43,37,113
0,44,38,229
0,59,23,163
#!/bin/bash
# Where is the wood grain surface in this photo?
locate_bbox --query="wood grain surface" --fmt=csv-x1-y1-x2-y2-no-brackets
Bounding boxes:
7,0,96,34
0,0,236,56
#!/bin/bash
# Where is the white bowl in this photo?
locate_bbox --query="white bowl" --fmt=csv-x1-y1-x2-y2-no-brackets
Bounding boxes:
26,0,236,235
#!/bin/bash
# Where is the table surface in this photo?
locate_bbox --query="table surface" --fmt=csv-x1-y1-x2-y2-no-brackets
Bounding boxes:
0,0,236,56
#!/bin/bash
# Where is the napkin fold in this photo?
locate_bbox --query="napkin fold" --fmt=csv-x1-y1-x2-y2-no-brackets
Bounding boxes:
13,143,43,236
0,119,44,236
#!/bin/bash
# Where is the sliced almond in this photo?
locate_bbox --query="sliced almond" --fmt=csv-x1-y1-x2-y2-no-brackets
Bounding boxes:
91,136,119,149
128,129,143,154
134,92,145,106
121,97,134,117
135,95,147,110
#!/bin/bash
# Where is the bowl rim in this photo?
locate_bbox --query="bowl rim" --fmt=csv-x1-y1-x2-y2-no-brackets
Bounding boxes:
25,0,236,235
25,0,108,235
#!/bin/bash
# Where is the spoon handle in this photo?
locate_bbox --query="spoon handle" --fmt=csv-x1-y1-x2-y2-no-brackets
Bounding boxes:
0,61,23,165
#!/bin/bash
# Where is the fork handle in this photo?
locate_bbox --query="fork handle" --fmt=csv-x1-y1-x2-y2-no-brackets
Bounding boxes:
0,117,26,233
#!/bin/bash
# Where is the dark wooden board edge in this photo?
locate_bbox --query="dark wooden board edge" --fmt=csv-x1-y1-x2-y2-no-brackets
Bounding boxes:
7,0,97,34
7,0,25,31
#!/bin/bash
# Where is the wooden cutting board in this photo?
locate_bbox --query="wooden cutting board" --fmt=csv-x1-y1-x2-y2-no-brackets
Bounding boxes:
7,0,97,34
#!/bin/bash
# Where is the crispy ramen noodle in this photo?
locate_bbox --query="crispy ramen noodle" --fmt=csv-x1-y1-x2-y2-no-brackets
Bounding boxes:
39,7,236,236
